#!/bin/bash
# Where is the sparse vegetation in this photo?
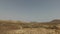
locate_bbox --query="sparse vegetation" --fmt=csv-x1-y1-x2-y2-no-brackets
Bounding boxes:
0,20,60,34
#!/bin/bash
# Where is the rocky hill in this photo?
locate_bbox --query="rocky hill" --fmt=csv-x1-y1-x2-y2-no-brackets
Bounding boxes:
50,19,60,23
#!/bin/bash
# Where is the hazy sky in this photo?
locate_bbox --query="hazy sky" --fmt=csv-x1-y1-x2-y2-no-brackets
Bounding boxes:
0,0,60,22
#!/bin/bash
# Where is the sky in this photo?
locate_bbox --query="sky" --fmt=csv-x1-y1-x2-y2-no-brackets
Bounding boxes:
0,0,60,22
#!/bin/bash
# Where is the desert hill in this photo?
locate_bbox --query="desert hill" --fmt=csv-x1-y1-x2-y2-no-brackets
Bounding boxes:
50,19,60,23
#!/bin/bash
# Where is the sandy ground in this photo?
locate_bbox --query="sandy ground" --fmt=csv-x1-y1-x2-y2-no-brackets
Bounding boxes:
2,28,60,34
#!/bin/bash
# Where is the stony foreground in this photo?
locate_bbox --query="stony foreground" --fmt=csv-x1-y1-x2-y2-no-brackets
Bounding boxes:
0,28,60,34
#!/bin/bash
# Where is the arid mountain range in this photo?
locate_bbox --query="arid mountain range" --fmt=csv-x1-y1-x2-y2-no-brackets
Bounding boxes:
0,19,60,23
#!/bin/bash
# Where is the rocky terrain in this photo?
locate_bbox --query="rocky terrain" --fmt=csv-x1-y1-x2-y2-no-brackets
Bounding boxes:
0,19,60,34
